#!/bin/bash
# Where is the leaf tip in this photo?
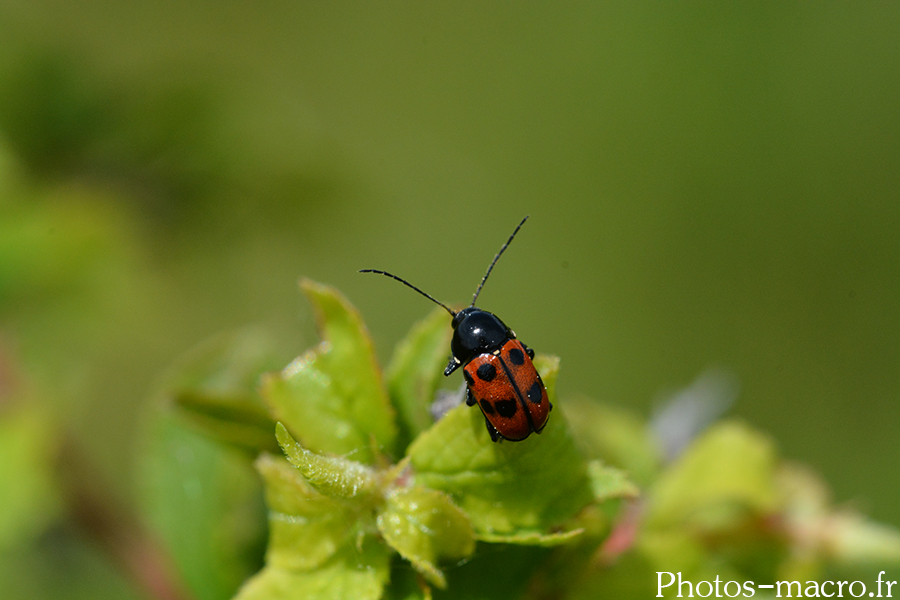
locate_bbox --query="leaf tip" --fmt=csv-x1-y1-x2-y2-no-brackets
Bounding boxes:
274,421,295,454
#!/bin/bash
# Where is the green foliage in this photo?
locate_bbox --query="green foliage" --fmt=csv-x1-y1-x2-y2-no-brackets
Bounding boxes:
550,420,900,598
263,280,397,464
253,423,476,592
1,6,898,599
254,454,359,572
234,542,390,600
234,453,391,600
275,422,379,500
377,485,475,588
165,329,282,454
140,409,268,600
162,281,900,600
166,281,628,597
0,403,61,550
562,395,662,487
407,396,593,539
645,421,778,530
385,307,452,448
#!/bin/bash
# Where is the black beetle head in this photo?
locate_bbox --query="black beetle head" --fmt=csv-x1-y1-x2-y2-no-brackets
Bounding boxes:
450,307,512,365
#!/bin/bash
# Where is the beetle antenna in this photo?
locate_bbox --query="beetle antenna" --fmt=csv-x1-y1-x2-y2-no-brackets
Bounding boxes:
470,215,529,307
359,269,456,316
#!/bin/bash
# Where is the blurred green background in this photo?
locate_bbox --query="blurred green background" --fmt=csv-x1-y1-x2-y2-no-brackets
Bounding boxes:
0,2,897,599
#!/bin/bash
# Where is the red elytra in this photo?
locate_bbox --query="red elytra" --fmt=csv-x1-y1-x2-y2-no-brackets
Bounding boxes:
462,339,550,442
361,216,552,442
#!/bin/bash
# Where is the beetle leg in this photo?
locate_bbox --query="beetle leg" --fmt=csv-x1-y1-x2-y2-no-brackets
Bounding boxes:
484,415,501,442
444,356,461,376
522,343,535,359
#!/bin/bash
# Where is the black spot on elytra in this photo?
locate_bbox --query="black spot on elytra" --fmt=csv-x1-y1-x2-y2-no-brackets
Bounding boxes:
507,346,525,365
495,399,517,418
463,370,474,386
476,362,497,381
480,399,495,414
527,381,543,404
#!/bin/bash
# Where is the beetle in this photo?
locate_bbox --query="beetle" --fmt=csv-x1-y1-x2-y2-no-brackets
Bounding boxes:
360,215,551,442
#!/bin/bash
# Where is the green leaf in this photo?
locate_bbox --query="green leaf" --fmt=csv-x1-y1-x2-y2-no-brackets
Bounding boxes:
477,529,583,547
586,461,640,503
377,486,475,588
0,404,61,549
645,420,779,530
239,439,391,600
255,454,360,572
386,307,452,448
826,512,900,565
139,410,267,600
562,396,661,487
175,390,279,453
233,541,390,600
275,423,378,500
262,280,396,464
165,329,282,453
777,463,900,568
408,356,594,539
